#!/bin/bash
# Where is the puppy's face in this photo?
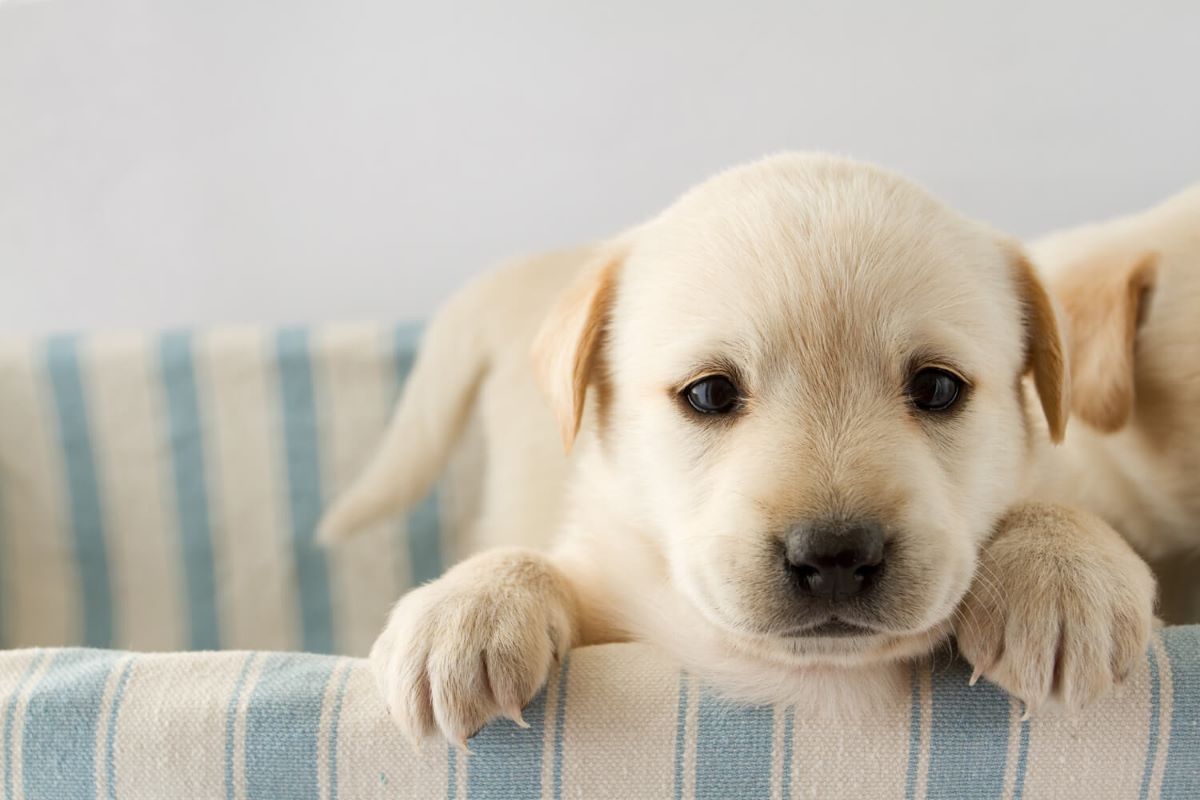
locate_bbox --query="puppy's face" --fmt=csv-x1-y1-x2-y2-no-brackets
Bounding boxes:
536,155,1066,666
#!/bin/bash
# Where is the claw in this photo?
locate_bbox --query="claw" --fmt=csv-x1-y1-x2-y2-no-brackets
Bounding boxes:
969,665,984,687
508,709,530,729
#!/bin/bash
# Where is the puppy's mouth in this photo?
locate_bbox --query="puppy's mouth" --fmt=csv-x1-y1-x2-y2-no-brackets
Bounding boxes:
783,618,880,638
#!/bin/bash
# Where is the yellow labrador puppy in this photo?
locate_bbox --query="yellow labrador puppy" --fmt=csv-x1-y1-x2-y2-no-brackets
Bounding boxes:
1028,184,1200,559
323,154,1154,745
1028,184,1200,621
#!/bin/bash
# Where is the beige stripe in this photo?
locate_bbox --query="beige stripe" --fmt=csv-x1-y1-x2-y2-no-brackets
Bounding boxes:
456,740,469,800
111,652,247,797
789,705,802,799
1147,633,1174,799
334,664,449,798
5,652,55,798
914,665,933,800
196,329,297,651
0,340,77,646
679,674,700,800
311,325,404,657
786,663,911,798
557,644,680,797
1001,696,1023,798
83,334,186,650
1021,637,1155,798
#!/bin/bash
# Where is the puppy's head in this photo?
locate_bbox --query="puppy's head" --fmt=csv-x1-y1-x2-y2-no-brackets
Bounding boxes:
535,154,1066,665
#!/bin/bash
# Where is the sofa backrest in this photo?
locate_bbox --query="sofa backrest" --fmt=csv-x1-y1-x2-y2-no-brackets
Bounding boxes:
0,324,446,655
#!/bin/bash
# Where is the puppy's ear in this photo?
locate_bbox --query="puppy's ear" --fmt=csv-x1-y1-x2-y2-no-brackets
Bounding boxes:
1011,251,1070,443
532,244,625,451
1052,251,1158,432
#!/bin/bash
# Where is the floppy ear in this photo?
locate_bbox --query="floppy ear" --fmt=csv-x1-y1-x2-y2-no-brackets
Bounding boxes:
532,245,625,451
1052,251,1158,432
1012,251,1070,443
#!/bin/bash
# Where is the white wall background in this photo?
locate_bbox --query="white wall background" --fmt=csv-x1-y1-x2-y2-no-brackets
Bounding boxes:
2,1,1198,333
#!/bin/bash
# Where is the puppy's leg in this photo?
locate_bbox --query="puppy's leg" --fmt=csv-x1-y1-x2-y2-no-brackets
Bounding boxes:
955,503,1156,713
371,546,602,746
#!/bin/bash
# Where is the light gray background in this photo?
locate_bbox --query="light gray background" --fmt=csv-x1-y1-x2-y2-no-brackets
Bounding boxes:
3,1,1198,333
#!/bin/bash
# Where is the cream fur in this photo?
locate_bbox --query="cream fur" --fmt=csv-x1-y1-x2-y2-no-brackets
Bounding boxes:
1028,184,1200,561
324,154,1158,745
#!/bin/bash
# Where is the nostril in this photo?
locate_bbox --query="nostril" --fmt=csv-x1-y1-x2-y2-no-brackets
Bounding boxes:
853,561,883,586
788,562,822,593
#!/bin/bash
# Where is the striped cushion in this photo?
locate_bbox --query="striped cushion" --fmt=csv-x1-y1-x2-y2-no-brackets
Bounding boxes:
0,325,446,655
0,628,1197,799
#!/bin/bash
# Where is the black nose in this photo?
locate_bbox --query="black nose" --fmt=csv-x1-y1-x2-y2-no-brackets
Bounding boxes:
784,519,886,601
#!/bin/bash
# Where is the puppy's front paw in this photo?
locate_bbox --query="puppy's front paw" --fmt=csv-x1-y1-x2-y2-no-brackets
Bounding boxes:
955,503,1155,714
370,548,576,746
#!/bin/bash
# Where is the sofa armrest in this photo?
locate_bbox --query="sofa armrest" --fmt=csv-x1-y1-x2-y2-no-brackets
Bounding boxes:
1,629,1197,799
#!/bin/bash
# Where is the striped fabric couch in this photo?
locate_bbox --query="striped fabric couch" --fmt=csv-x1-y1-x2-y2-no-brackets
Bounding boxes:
0,325,1197,799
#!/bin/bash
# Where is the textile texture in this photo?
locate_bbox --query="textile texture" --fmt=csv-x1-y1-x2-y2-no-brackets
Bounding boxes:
0,631,1197,799
0,325,442,655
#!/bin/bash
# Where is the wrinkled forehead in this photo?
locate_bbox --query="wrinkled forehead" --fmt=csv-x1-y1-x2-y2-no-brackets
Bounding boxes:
614,173,1024,378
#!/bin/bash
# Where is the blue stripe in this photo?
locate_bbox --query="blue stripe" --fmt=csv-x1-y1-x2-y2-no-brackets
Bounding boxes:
445,746,457,800
22,649,121,800
552,659,571,800
326,662,353,800
1012,714,1031,800
392,325,443,585
160,332,222,649
465,684,549,800
693,687,774,798
225,653,257,800
1139,644,1162,800
244,653,338,800
927,660,1011,799
46,336,113,648
904,664,921,800
781,707,794,800
672,673,689,800
1163,628,1200,798
277,329,335,654
104,658,136,800
3,651,47,800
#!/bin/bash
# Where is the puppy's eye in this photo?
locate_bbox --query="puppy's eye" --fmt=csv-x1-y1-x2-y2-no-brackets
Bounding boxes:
907,368,963,412
684,375,740,415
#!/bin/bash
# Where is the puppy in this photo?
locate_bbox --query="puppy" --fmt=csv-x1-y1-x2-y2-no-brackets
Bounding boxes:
1026,184,1200,620
323,154,1154,744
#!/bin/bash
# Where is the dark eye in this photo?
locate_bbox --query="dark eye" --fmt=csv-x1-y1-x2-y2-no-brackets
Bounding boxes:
907,368,963,412
684,375,740,415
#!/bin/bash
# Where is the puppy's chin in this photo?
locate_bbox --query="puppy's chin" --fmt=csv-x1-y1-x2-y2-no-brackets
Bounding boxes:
695,596,955,670
672,620,954,717
761,620,954,667
690,589,963,669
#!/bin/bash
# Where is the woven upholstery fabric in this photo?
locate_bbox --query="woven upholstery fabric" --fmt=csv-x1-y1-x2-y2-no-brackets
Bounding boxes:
0,630,1197,800
0,325,444,655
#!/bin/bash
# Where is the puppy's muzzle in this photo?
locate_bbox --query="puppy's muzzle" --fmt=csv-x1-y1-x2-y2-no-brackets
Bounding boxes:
784,519,885,602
